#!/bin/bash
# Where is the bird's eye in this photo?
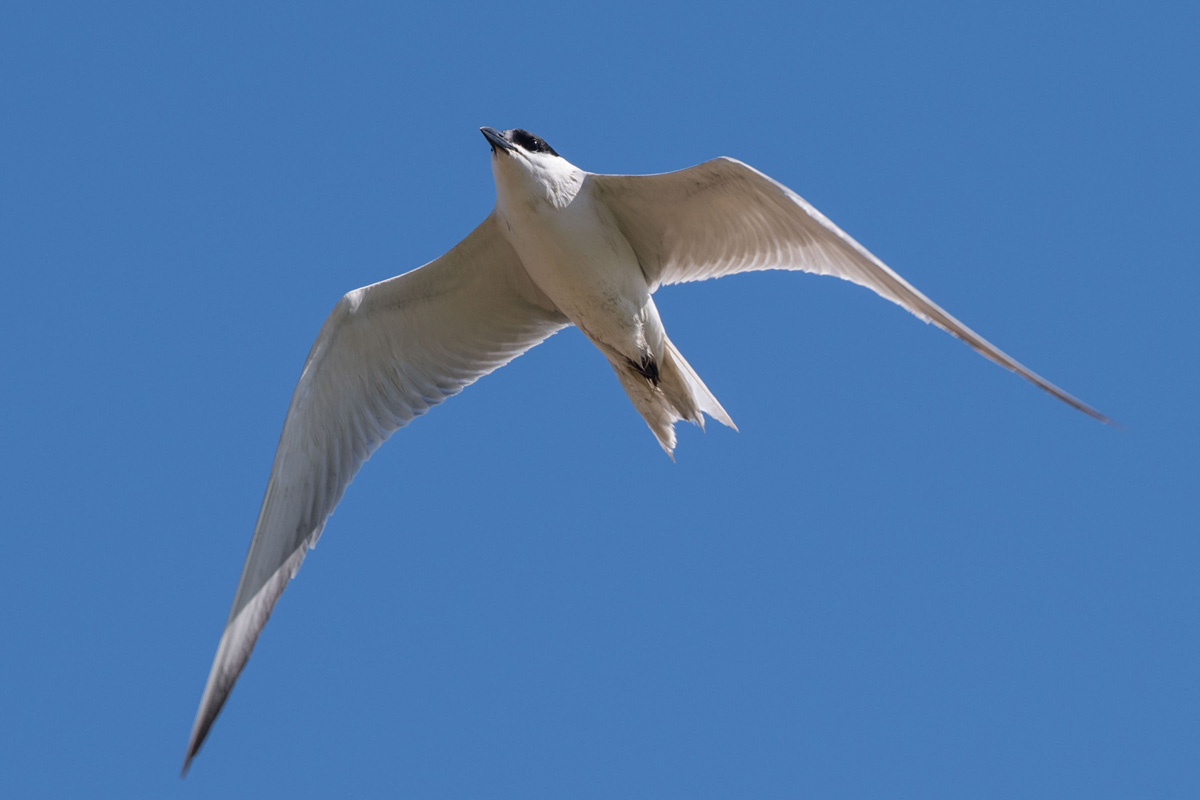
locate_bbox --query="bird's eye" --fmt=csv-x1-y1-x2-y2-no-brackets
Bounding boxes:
510,129,559,157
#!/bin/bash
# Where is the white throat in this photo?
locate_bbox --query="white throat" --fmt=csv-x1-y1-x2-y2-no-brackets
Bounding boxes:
491,151,585,212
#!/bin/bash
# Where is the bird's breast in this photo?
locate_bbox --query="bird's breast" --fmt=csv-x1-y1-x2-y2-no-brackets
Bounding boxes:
497,192,650,339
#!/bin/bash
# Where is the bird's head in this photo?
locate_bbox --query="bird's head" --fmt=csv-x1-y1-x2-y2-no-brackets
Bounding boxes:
481,127,583,210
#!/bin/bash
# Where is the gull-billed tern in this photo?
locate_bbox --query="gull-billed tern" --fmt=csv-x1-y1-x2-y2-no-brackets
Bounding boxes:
183,126,1111,772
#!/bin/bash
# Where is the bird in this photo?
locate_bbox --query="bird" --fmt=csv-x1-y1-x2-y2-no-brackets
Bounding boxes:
183,126,1111,772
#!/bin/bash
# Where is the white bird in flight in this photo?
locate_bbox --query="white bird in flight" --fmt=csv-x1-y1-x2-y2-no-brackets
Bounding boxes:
183,126,1110,772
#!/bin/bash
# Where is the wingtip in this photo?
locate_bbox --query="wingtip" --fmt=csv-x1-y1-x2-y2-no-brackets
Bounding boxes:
181,705,215,778
181,543,313,777
1046,384,1120,430
181,641,231,778
1092,408,1125,431
180,734,202,777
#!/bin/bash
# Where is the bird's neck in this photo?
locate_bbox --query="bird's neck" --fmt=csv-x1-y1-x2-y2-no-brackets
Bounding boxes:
492,158,585,212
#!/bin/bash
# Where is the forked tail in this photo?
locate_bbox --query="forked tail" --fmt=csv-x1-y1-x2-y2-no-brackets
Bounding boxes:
608,336,736,457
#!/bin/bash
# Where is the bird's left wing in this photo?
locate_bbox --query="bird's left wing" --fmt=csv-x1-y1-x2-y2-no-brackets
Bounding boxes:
184,214,566,771
591,158,1111,423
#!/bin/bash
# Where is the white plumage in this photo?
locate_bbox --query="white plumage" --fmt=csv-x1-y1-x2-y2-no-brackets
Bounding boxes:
183,126,1109,772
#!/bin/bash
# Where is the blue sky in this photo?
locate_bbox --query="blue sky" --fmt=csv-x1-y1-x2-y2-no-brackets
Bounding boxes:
2,1,1197,797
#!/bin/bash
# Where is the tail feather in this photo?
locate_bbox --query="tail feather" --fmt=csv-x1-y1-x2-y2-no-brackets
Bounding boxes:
609,336,736,457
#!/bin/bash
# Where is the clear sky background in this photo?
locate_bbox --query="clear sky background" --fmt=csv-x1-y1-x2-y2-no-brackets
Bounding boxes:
2,1,1196,797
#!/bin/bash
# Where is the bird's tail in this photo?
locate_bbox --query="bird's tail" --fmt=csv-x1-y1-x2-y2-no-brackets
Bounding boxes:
608,336,736,457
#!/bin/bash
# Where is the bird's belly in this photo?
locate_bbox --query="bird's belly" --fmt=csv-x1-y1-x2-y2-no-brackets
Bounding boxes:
503,208,650,355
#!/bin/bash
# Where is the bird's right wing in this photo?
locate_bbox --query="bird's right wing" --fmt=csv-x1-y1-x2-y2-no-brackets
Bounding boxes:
592,158,1111,423
184,213,567,771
